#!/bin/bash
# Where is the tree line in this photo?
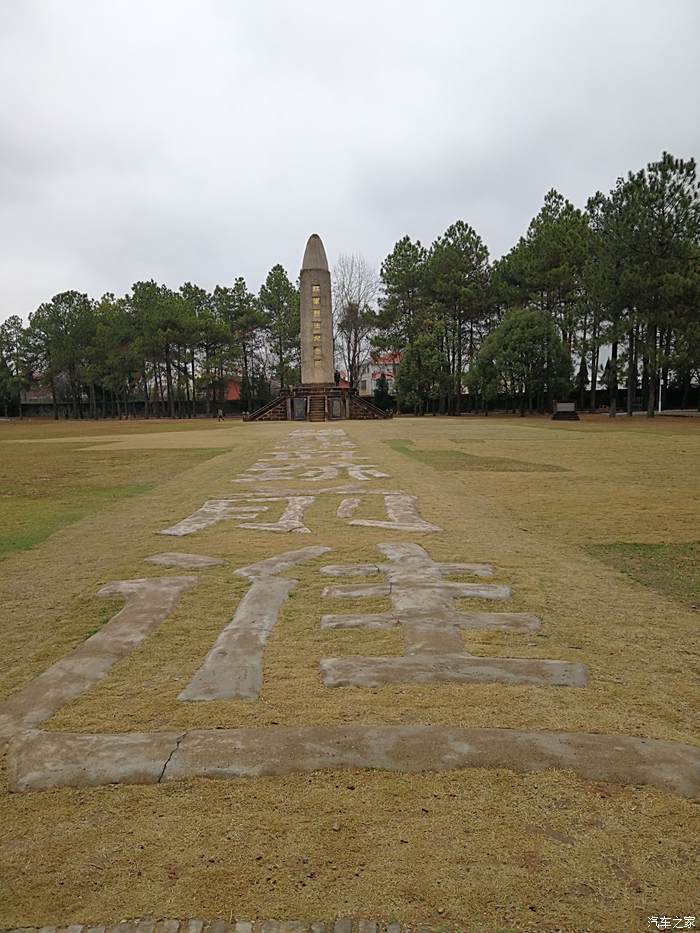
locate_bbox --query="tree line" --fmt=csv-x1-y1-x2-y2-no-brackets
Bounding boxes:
0,267,299,419
1,151,698,419
377,151,700,416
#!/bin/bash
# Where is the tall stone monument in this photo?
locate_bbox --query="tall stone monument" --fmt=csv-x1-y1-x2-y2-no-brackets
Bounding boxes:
244,233,390,421
300,234,334,385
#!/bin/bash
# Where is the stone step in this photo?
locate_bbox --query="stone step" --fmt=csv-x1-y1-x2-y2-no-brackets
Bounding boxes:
308,397,326,421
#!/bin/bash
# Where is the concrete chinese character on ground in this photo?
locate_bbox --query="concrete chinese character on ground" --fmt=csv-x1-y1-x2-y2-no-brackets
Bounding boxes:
319,543,588,688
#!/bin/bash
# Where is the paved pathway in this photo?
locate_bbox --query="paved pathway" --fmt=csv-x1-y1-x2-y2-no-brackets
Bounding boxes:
2,921,436,933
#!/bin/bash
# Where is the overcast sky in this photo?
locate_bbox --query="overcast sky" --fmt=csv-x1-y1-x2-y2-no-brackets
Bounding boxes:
1,0,699,324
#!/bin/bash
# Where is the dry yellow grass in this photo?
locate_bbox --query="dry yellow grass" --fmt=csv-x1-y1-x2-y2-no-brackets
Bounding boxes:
0,416,236,441
0,414,698,932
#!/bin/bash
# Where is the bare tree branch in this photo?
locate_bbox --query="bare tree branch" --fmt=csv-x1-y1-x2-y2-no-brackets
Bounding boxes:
332,253,379,389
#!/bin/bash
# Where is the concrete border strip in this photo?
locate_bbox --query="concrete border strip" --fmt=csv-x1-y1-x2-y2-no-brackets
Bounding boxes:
7,725,699,798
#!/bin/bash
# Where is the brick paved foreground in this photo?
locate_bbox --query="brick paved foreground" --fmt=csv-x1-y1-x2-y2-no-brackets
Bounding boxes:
2,921,443,933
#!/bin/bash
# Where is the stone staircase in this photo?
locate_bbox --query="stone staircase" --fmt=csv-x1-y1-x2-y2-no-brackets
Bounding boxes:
308,395,326,421
348,395,392,420
244,387,391,423
242,394,289,422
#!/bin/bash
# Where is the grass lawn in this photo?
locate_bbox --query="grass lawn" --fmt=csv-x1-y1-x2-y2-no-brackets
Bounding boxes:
0,441,226,560
0,414,698,932
588,540,700,608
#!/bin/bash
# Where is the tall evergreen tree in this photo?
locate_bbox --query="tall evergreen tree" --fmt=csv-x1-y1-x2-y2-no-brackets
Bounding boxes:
495,190,589,353
259,265,299,389
467,307,572,414
377,236,428,351
27,291,95,419
588,152,700,416
0,315,29,416
214,278,265,410
425,220,490,413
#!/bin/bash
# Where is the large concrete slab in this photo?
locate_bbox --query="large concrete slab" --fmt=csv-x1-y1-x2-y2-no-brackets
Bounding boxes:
158,499,268,536
319,654,589,687
179,547,331,701
236,496,316,534
0,576,197,749
178,578,295,701
0,920,418,932
6,729,181,790
7,725,699,797
318,542,571,677
146,553,225,568
234,547,331,581
320,611,540,634
322,581,511,600
349,494,441,533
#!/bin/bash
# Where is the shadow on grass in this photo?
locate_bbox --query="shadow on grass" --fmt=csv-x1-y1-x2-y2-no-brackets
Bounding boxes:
385,438,566,473
587,541,699,608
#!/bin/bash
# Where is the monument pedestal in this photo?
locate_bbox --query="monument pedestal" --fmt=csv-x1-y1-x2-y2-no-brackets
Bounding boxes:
244,233,391,423
244,384,390,422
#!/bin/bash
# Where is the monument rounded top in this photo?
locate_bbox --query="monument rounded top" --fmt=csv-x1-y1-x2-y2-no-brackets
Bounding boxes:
301,234,329,272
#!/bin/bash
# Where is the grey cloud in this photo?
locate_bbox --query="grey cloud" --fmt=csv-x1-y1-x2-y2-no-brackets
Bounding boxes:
1,0,698,321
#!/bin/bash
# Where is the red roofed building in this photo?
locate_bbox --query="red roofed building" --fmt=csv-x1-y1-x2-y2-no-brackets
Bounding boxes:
358,351,400,397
